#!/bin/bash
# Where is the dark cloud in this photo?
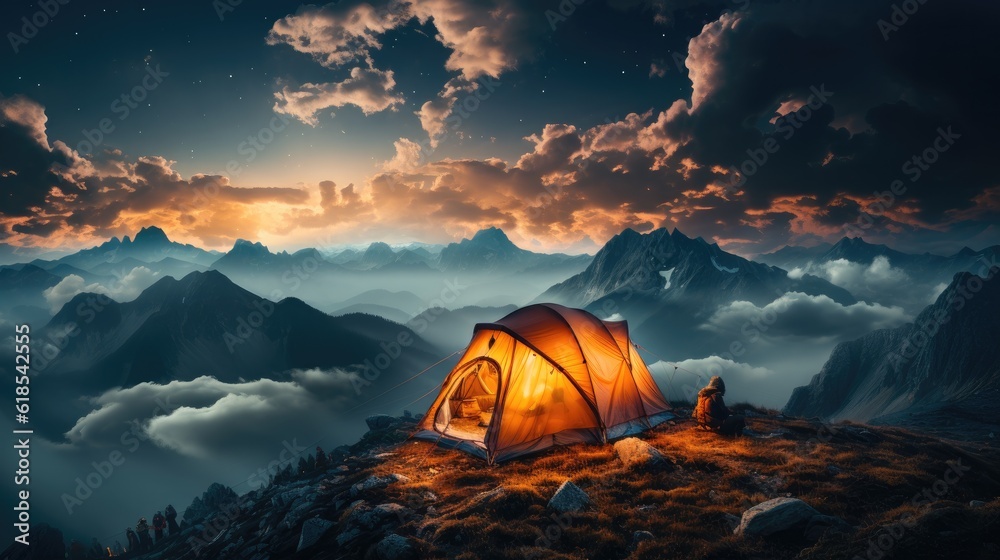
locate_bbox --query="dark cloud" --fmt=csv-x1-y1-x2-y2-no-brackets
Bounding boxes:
0,95,75,219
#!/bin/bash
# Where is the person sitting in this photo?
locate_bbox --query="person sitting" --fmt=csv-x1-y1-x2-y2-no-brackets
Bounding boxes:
693,376,746,435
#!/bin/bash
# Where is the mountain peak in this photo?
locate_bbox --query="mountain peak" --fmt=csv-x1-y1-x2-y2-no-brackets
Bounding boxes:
365,241,394,253
231,239,270,254
832,236,871,248
471,227,511,244
133,225,170,245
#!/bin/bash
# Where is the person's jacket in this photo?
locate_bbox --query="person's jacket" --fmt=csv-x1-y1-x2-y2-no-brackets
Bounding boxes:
693,386,730,429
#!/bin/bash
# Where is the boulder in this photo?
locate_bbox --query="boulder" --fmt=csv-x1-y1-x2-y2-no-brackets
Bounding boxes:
351,473,411,497
735,497,820,537
547,480,590,513
970,500,986,508
272,486,310,508
337,502,412,546
282,498,317,529
366,414,396,430
613,437,672,469
374,533,417,560
297,518,334,552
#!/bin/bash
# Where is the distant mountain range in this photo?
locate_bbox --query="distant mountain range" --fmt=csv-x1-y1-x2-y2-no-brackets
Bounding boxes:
435,227,591,273
19,270,439,440
36,270,435,387
55,226,220,269
760,236,999,280
541,228,856,309
784,267,1000,439
534,228,865,360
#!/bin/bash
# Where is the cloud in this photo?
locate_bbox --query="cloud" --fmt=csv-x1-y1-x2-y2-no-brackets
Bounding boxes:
268,0,541,141
0,101,311,247
64,370,365,459
703,291,910,342
382,138,425,172
0,95,76,218
788,256,909,294
408,0,536,81
0,94,50,147
42,267,161,312
785,256,940,312
43,275,110,312
273,67,405,125
6,1,1000,255
266,1,412,69
685,11,742,110
416,94,457,148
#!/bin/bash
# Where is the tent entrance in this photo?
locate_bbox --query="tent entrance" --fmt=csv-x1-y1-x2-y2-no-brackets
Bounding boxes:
434,358,501,443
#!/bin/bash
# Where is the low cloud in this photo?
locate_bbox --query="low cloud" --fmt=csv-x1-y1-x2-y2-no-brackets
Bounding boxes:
42,267,160,312
65,369,365,460
787,256,937,312
788,256,909,295
703,291,910,342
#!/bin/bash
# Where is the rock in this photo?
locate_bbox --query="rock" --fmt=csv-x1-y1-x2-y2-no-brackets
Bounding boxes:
351,473,411,497
970,500,986,508
613,437,672,469
282,498,317,529
826,464,842,476
374,533,417,560
630,530,654,549
470,486,507,506
272,487,310,508
735,497,820,537
366,414,396,430
721,513,741,532
297,518,334,552
547,480,590,513
804,514,853,542
338,502,412,546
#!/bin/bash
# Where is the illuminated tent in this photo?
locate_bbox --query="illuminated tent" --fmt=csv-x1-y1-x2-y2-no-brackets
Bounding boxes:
414,303,674,463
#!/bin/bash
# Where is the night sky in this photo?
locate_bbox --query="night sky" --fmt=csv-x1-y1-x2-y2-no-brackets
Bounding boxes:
1,0,998,255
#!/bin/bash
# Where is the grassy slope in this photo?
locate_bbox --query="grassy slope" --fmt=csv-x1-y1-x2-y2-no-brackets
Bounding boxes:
352,408,1000,559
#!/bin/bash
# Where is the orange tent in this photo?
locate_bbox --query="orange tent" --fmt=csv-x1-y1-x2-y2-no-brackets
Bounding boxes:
414,303,674,463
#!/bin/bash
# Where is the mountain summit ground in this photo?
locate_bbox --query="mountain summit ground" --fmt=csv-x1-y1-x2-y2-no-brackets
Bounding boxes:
87,408,1000,560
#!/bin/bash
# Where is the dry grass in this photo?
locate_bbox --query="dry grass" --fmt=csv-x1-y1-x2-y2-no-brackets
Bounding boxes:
354,412,1000,559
